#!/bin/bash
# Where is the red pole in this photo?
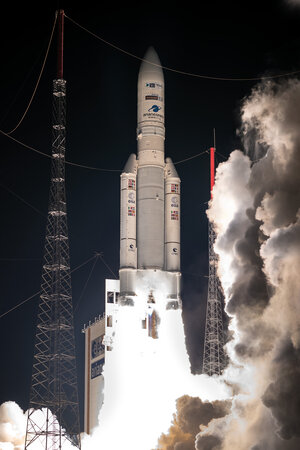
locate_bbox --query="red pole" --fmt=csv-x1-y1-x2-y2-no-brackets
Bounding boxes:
210,147,215,199
57,10,64,79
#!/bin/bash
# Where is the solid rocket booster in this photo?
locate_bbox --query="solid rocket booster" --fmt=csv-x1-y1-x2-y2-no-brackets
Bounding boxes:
120,47,181,306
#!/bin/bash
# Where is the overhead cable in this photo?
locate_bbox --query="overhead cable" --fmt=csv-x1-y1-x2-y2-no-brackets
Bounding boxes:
0,182,46,217
0,253,98,319
65,13,300,82
0,129,121,172
0,128,211,170
0,258,41,262
6,12,58,135
96,252,118,279
74,254,99,313
174,150,208,164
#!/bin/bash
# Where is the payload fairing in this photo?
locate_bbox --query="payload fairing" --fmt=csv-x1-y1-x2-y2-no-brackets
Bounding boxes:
119,47,181,308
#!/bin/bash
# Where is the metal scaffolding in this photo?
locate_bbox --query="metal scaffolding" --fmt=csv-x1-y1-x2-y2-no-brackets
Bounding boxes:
202,147,226,376
25,11,81,450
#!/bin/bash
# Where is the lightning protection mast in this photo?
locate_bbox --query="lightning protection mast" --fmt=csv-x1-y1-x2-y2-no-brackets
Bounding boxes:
202,146,226,376
25,10,81,449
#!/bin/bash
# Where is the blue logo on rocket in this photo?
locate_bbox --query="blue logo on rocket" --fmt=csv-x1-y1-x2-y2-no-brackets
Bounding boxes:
148,104,161,113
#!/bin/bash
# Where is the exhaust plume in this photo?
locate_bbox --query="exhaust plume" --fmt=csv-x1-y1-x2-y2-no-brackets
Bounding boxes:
158,396,231,450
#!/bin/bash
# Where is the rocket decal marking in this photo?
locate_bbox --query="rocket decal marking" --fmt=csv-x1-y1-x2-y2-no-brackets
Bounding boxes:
171,196,178,207
128,179,135,189
128,192,135,204
148,104,161,113
171,184,179,193
171,211,179,220
145,82,162,89
145,95,163,101
128,206,135,216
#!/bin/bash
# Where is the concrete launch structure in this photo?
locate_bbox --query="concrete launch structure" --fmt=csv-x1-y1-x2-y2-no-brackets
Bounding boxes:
120,47,181,304
82,315,105,434
83,280,120,434
83,47,181,433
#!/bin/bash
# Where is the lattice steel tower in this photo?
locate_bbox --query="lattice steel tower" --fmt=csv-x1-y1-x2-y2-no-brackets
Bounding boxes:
25,10,81,449
202,147,226,376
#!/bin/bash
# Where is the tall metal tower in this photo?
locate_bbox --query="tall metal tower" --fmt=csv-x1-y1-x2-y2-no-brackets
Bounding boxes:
202,147,226,376
25,10,81,449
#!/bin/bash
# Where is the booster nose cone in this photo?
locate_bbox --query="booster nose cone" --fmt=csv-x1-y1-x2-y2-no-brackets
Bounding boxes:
137,47,165,136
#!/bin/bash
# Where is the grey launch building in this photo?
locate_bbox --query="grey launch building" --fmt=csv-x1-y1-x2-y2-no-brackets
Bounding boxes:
83,47,181,433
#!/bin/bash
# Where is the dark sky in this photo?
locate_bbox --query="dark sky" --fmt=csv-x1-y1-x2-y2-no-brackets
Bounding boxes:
0,0,299,430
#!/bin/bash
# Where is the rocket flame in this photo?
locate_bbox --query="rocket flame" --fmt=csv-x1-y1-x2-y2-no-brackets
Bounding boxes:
83,283,229,450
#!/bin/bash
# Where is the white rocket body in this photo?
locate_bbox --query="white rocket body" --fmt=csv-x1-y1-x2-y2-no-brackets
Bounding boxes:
119,48,181,308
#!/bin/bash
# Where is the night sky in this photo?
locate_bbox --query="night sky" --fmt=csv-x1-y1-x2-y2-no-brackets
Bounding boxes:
1,0,299,430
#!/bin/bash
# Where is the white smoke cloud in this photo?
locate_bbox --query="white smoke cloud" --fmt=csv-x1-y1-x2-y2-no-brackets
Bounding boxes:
0,403,77,450
0,402,26,450
195,77,300,449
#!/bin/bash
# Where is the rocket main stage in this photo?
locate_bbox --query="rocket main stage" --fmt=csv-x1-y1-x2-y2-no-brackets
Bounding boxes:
119,47,181,310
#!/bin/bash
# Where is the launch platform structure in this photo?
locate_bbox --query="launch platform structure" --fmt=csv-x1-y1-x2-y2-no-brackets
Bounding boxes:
202,147,226,376
25,10,81,449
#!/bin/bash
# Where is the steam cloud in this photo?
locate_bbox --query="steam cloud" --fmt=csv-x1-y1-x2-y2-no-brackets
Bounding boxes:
199,78,300,448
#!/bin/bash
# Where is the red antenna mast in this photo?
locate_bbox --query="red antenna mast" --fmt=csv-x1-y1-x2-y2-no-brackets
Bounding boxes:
210,128,216,198
57,9,64,79
210,146,215,199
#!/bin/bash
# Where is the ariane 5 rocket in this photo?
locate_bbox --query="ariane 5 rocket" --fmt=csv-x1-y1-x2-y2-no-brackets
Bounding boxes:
119,47,181,309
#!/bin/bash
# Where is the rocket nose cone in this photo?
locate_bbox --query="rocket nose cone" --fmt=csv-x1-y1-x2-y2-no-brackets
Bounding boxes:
139,47,163,79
